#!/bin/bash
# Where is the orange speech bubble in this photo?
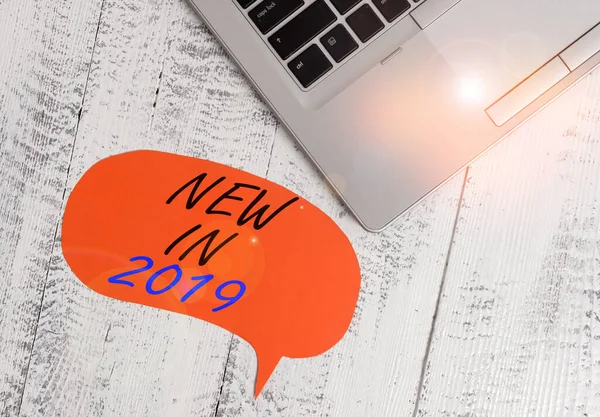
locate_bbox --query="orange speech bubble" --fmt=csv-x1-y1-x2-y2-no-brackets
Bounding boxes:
62,150,360,397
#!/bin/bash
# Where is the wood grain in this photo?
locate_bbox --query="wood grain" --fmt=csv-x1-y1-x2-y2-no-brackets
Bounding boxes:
416,67,600,417
14,0,279,416
12,0,465,412
6,0,600,414
0,0,103,415
213,125,466,417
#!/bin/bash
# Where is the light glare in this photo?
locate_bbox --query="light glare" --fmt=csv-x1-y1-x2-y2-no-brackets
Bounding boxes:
459,76,485,103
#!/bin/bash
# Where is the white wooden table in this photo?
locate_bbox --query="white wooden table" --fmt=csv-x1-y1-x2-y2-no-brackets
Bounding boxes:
1,0,600,416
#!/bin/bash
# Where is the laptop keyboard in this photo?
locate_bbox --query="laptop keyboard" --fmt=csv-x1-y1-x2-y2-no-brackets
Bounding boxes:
236,0,421,89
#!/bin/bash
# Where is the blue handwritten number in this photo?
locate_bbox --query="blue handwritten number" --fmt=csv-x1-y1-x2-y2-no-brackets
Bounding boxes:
108,256,247,309
212,280,246,312
180,274,215,303
108,256,154,287
146,264,182,295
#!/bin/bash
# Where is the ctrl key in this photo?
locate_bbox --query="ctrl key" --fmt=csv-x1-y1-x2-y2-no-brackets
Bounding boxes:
288,44,333,88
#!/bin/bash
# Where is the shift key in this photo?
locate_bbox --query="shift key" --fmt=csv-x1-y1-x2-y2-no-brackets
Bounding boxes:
249,0,304,35
269,0,337,60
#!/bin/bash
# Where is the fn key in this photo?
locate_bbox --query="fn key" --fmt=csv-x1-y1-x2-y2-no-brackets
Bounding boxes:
288,45,333,88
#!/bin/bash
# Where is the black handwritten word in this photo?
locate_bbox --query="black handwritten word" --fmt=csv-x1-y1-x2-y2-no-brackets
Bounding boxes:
164,173,299,266
107,255,246,312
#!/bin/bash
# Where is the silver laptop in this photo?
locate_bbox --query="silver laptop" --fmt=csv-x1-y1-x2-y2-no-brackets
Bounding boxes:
186,0,600,231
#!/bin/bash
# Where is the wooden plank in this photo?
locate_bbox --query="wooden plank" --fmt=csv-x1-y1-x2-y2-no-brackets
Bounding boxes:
416,68,600,416
17,0,280,416
0,0,103,415
213,125,466,416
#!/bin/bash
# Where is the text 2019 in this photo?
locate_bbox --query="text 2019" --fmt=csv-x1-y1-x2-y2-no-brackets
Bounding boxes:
107,255,246,312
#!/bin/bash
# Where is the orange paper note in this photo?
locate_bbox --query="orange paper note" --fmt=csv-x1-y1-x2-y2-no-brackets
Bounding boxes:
62,150,361,397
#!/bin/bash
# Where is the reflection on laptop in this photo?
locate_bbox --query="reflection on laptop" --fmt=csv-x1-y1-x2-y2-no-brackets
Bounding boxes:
188,0,600,231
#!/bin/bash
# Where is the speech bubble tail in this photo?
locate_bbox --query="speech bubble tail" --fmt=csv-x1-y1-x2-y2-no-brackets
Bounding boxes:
254,351,281,399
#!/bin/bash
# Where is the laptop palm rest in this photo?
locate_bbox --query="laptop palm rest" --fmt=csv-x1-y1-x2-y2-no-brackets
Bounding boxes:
487,23,600,126
421,0,600,110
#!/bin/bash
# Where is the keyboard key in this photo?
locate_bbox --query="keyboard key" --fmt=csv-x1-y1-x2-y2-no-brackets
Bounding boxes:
320,24,358,63
329,0,361,14
288,44,333,88
372,0,411,23
249,0,304,35
347,4,384,43
268,0,337,60
237,0,259,9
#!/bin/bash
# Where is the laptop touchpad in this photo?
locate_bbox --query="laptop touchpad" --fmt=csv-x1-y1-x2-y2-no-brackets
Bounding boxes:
421,0,600,107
